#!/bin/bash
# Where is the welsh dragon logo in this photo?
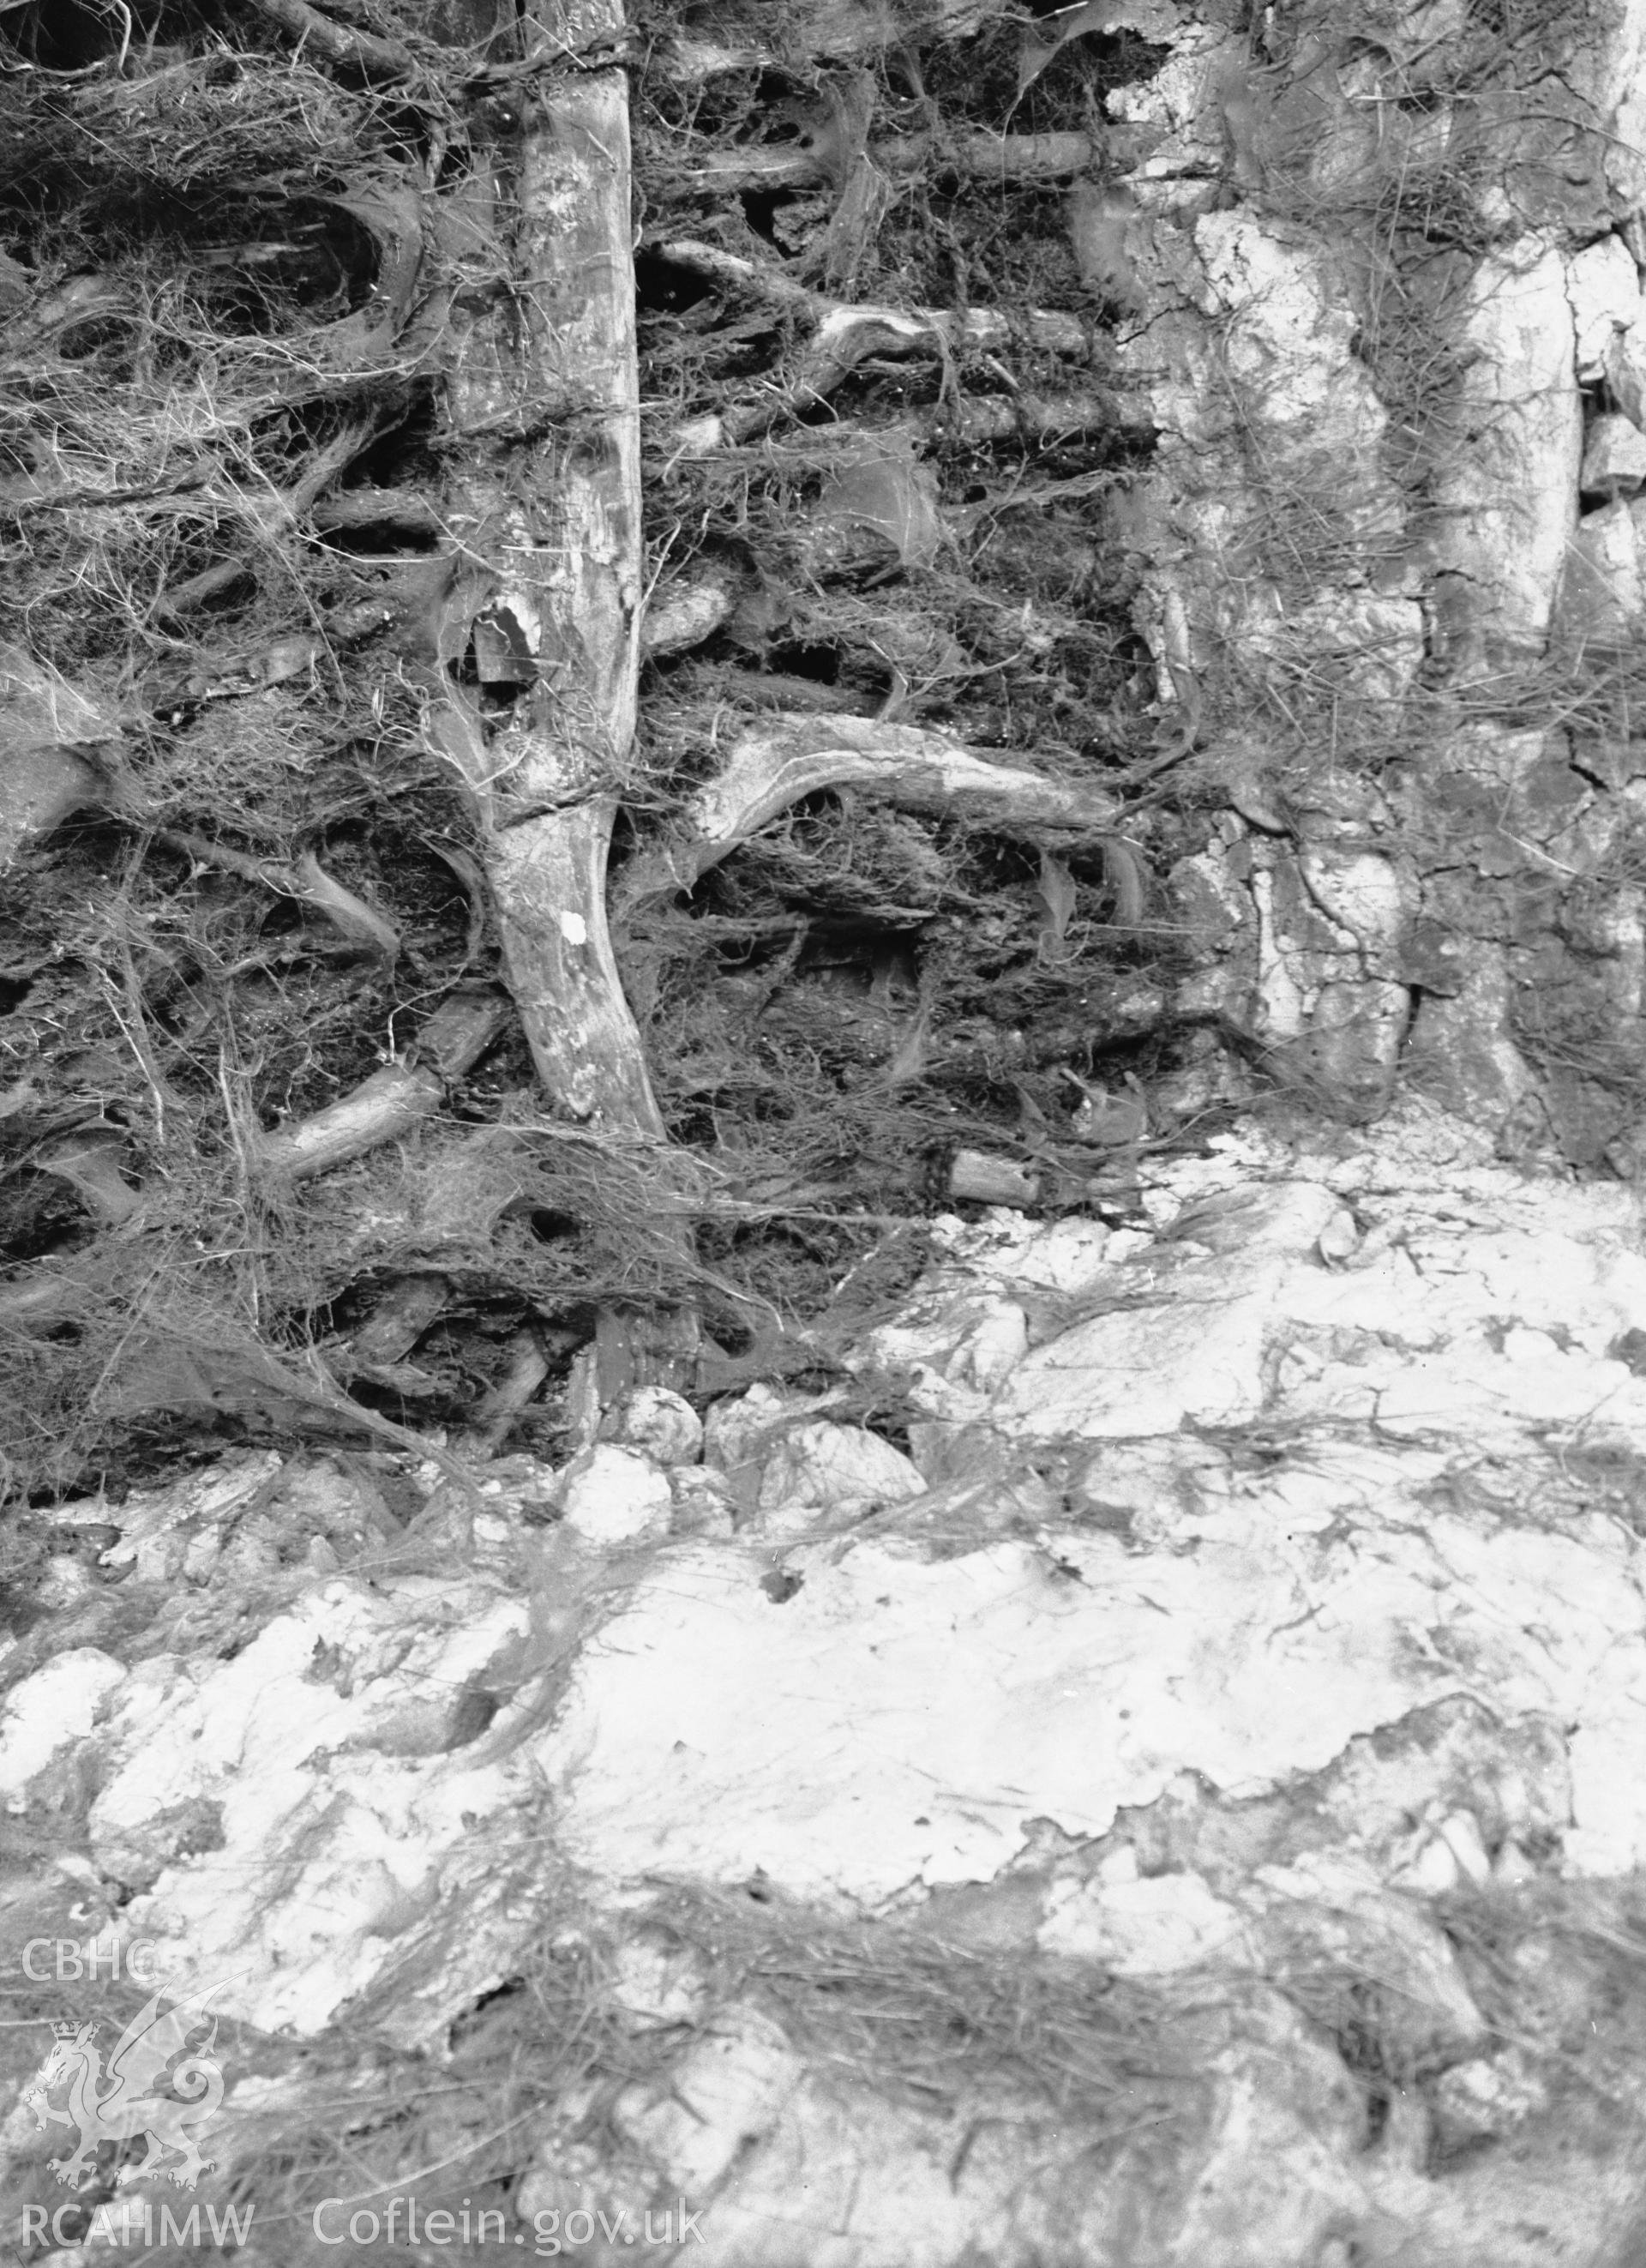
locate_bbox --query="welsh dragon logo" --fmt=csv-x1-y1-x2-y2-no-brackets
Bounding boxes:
22,1980,225,2191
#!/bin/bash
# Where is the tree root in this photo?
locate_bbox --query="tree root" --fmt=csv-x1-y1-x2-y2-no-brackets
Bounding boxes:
642,571,742,660
673,129,1096,194
243,0,417,84
347,1273,450,1369
153,833,400,963
653,238,1091,360
423,40,661,1143
677,713,1121,885
455,1324,556,1458
649,257,1106,452
253,988,509,1182
676,387,1128,456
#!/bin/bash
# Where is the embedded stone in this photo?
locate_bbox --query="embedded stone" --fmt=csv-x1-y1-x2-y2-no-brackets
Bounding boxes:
559,1444,673,1546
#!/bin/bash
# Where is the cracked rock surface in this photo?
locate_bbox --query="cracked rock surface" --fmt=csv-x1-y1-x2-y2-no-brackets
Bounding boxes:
9,1112,1646,2262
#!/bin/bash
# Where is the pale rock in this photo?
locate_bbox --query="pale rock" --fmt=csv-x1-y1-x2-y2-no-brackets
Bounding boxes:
1296,848,1407,958
1253,864,1307,1042
0,1648,126,1804
1037,1866,1247,1973
1168,1994,1371,2268
751,1503,834,1547
1296,978,1410,1112
610,2009,804,2193
181,1526,223,1585
992,1217,1112,1292
1078,1436,1234,1540
1437,1808,1493,1886
604,2027,984,2268
994,1290,1272,1439
1096,1841,1139,1885
1279,1321,1646,1453
1555,496,1643,635
1581,412,1646,497
1307,1690,1568,1864
1566,234,1639,380
469,1508,528,1583
881,1357,991,1429
667,1465,737,1539
1252,593,1423,701
1192,214,1387,454
558,1445,673,1546
538,1405,1646,1904
604,1983,1376,2268
1391,1826,1464,1894
1601,1,1646,214
994,1182,1342,1441
1565,1675,1646,1876
25,1110,1646,2262
56,1452,283,1582
603,1385,703,1466
1503,1324,1563,1369
1106,23,1234,172
702,1382,819,1479
955,1297,1028,1389
1168,844,1254,967
1405,948,1537,1124
608,1927,711,2028
864,1289,1030,1418
34,1554,93,1610
1247,845,1413,1112
1316,1208,1361,1266
757,1422,927,1513
1432,2049,1546,2141
1606,318,1646,428
1431,240,1581,645
215,1512,284,1580
70,1577,536,2036
1250,1852,1487,2060
1493,1838,1539,1885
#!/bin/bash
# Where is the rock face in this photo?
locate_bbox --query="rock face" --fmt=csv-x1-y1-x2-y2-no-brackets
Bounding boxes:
1076,0,1646,1164
9,1116,1646,2262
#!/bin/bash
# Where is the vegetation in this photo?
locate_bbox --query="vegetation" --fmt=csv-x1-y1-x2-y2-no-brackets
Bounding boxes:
0,0,1212,1503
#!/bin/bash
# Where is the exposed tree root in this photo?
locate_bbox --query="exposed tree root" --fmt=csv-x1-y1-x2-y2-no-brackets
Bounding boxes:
653,239,1092,359
244,0,417,82
673,129,1097,193
642,571,743,660
630,715,1122,903
421,24,658,1144
347,1272,450,1369
0,0,1191,1494
457,1323,556,1457
255,990,510,1182
150,833,401,964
